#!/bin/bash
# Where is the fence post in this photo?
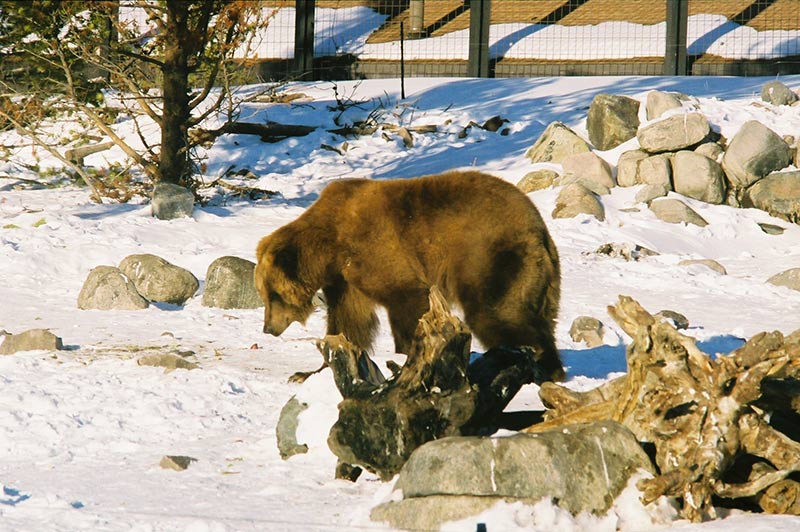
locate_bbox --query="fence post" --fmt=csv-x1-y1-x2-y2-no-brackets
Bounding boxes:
294,0,315,79
664,0,688,75
468,0,491,77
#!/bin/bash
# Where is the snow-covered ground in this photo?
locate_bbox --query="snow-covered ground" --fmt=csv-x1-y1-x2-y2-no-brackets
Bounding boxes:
2,75,800,531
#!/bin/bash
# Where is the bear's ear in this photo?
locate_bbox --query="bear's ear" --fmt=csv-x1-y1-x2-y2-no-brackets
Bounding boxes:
273,243,300,282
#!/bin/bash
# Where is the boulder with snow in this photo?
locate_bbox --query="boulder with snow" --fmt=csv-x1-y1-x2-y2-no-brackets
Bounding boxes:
370,421,654,530
525,121,591,164
118,253,198,305
517,169,558,193
0,329,64,355
77,266,150,310
569,316,605,347
637,112,710,153
761,80,798,106
722,120,791,190
586,93,640,151
645,90,684,120
649,198,708,227
558,151,615,194
672,151,726,204
743,170,800,223
552,183,605,221
151,182,194,220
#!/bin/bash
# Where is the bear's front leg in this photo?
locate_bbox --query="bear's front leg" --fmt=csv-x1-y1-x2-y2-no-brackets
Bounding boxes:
386,288,431,354
323,277,379,351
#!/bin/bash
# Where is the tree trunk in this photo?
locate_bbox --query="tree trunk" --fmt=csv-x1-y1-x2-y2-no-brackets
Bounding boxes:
159,2,192,185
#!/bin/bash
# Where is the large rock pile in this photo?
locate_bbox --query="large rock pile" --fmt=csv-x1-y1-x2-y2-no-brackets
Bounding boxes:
524,80,800,224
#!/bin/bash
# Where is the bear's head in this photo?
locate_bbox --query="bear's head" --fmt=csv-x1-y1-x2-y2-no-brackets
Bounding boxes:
255,230,315,337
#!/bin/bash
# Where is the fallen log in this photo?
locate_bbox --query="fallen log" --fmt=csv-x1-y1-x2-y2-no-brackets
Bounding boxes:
190,121,316,146
526,295,800,522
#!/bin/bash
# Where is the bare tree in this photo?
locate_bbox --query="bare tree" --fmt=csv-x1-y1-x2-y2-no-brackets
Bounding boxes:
0,0,268,198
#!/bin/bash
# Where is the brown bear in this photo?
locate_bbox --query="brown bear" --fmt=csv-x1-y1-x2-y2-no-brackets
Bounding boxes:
255,170,564,382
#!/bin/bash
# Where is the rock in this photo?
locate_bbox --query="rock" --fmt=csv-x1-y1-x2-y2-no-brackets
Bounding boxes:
371,421,654,530
151,182,194,220
77,266,150,310
650,198,708,227
758,222,786,235
637,113,710,153
593,242,659,261
679,259,727,275
637,153,673,189
635,183,669,203
118,254,199,305
767,268,800,292
525,121,591,164
569,316,605,347
743,170,800,223
672,151,726,204
560,152,615,193
552,183,605,221
137,353,199,372
160,455,197,471
694,142,724,162
655,310,690,330
517,169,558,193
0,329,64,355
201,256,263,309
616,149,649,187
761,80,799,106
722,121,791,190
586,93,640,151
276,396,310,459
645,90,684,120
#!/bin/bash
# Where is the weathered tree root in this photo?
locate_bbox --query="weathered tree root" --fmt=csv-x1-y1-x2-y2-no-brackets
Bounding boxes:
526,295,800,522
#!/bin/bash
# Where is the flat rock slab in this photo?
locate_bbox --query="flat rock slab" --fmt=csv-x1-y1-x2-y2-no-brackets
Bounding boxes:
0,329,64,355
650,198,708,227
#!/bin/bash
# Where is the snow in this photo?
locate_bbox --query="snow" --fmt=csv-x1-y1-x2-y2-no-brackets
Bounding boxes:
2,73,800,531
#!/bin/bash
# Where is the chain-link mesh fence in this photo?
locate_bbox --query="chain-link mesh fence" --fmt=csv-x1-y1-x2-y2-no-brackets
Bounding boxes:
121,1,800,80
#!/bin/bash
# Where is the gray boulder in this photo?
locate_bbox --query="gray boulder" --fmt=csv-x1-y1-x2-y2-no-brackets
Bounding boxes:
277,396,310,459
650,198,708,227
722,120,791,190
77,266,150,310
202,256,263,309
694,141,724,162
637,153,673,189
569,316,605,348
768,268,800,292
637,112,710,153
616,149,649,187
525,121,591,164
645,90,684,120
586,93,640,151
559,151,615,194
635,183,669,204
119,253,198,305
743,170,800,222
371,421,654,530
517,169,558,193
672,151,726,204
552,183,605,221
0,329,64,355
151,182,194,220
761,80,798,106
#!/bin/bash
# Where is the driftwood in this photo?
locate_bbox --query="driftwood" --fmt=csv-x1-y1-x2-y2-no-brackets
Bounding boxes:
527,295,800,522
323,287,543,480
190,121,316,146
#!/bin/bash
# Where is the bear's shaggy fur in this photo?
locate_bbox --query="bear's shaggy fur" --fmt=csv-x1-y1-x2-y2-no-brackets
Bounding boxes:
255,170,563,381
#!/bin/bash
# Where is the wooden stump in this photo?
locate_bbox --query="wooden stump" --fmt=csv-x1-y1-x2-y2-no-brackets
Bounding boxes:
527,295,800,522
324,287,542,480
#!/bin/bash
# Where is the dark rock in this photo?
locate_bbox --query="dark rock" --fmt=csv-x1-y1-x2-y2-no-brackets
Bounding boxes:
587,93,640,150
